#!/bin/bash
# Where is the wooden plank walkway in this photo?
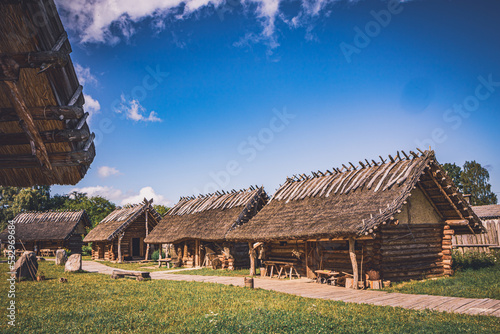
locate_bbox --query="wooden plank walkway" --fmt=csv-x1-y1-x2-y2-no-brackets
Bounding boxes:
82,261,500,317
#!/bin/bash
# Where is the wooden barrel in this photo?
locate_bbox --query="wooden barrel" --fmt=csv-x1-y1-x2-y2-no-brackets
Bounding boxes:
244,277,254,288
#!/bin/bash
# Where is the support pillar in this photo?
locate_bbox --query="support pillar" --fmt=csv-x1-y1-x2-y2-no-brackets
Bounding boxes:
249,242,256,276
349,237,358,289
118,233,124,263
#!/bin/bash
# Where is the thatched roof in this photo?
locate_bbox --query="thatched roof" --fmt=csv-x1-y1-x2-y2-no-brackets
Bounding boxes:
227,150,483,242
84,199,162,242
144,187,269,244
0,0,95,187
473,205,500,219
0,210,91,242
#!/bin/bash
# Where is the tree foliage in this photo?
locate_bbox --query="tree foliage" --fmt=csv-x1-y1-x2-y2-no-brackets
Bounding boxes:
442,160,497,206
153,204,170,216
60,191,116,227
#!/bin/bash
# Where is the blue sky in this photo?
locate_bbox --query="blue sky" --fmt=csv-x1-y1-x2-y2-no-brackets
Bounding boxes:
52,0,500,206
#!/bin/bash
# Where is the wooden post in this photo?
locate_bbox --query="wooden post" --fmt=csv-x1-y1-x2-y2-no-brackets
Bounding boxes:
305,241,312,279
249,242,256,276
194,240,200,267
144,210,150,260
159,244,162,260
118,233,124,263
349,238,358,289
183,242,188,265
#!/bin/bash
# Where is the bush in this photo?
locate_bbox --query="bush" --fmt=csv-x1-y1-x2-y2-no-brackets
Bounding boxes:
452,250,499,271
82,243,92,256
151,250,165,261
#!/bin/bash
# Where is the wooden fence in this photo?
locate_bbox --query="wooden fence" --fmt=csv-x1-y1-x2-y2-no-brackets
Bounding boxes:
452,220,500,253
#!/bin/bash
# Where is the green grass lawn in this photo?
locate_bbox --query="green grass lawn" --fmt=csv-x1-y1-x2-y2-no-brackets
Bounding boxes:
173,267,261,277
1,262,499,333
384,264,500,300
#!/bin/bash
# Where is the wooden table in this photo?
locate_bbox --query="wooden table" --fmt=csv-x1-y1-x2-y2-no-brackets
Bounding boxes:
263,260,300,280
158,258,172,268
314,270,340,285
40,249,55,257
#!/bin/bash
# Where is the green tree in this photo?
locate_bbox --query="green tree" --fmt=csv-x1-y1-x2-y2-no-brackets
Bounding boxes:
442,163,462,191
0,186,52,231
442,160,497,206
153,204,170,216
460,161,498,206
61,192,116,227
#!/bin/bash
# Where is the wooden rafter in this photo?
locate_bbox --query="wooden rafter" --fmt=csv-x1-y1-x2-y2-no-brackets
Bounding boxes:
0,51,68,80
0,150,92,169
0,105,84,121
3,81,52,170
429,171,465,220
0,128,90,146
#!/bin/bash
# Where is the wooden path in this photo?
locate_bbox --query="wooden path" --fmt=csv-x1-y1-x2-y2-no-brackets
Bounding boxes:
82,261,500,317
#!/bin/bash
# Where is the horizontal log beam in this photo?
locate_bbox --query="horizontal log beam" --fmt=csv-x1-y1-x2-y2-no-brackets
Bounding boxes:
0,150,93,169
0,128,90,146
0,106,84,121
0,51,69,80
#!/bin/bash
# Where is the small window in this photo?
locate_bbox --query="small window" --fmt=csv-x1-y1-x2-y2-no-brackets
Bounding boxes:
279,241,287,246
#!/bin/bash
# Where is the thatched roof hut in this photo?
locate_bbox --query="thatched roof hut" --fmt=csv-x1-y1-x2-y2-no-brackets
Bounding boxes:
145,187,269,268
145,187,269,244
228,150,482,241
226,150,484,283
0,210,91,255
84,199,161,262
0,0,95,186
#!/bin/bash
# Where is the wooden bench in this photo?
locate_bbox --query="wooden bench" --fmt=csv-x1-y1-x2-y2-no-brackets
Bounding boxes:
263,260,300,280
111,270,151,281
314,270,340,285
158,258,172,268
40,249,55,257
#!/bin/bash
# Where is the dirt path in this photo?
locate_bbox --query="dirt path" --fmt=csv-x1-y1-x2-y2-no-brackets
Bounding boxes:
82,261,500,317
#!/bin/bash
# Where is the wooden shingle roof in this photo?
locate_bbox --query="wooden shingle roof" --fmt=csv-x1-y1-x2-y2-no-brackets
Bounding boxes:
472,205,500,219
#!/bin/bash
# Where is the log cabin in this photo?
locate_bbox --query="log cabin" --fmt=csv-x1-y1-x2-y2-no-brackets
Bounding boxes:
0,0,96,187
144,187,269,269
227,150,484,286
84,199,161,262
0,210,91,255
453,204,500,253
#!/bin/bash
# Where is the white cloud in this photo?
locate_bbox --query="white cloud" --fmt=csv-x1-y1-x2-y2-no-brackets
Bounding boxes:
84,94,101,124
121,186,171,206
70,185,172,206
97,166,121,178
75,63,98,86
115,95,162,122
55,0,347,50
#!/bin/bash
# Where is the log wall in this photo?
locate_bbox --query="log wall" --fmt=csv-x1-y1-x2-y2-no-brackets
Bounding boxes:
379,223,447,281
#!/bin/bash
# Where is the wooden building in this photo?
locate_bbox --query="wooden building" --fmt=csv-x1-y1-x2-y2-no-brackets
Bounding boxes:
145,187,269,269
227,150,484,286
0,210,91,255
453,204,500,253
0,0,95,187
84,199,161,262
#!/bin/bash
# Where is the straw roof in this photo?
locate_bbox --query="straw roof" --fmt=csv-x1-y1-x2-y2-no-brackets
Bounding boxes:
0,0,95,186
473,205,500,219
0,210,91,242
84,200,162,242
144,186,269,244
227,150,483,241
